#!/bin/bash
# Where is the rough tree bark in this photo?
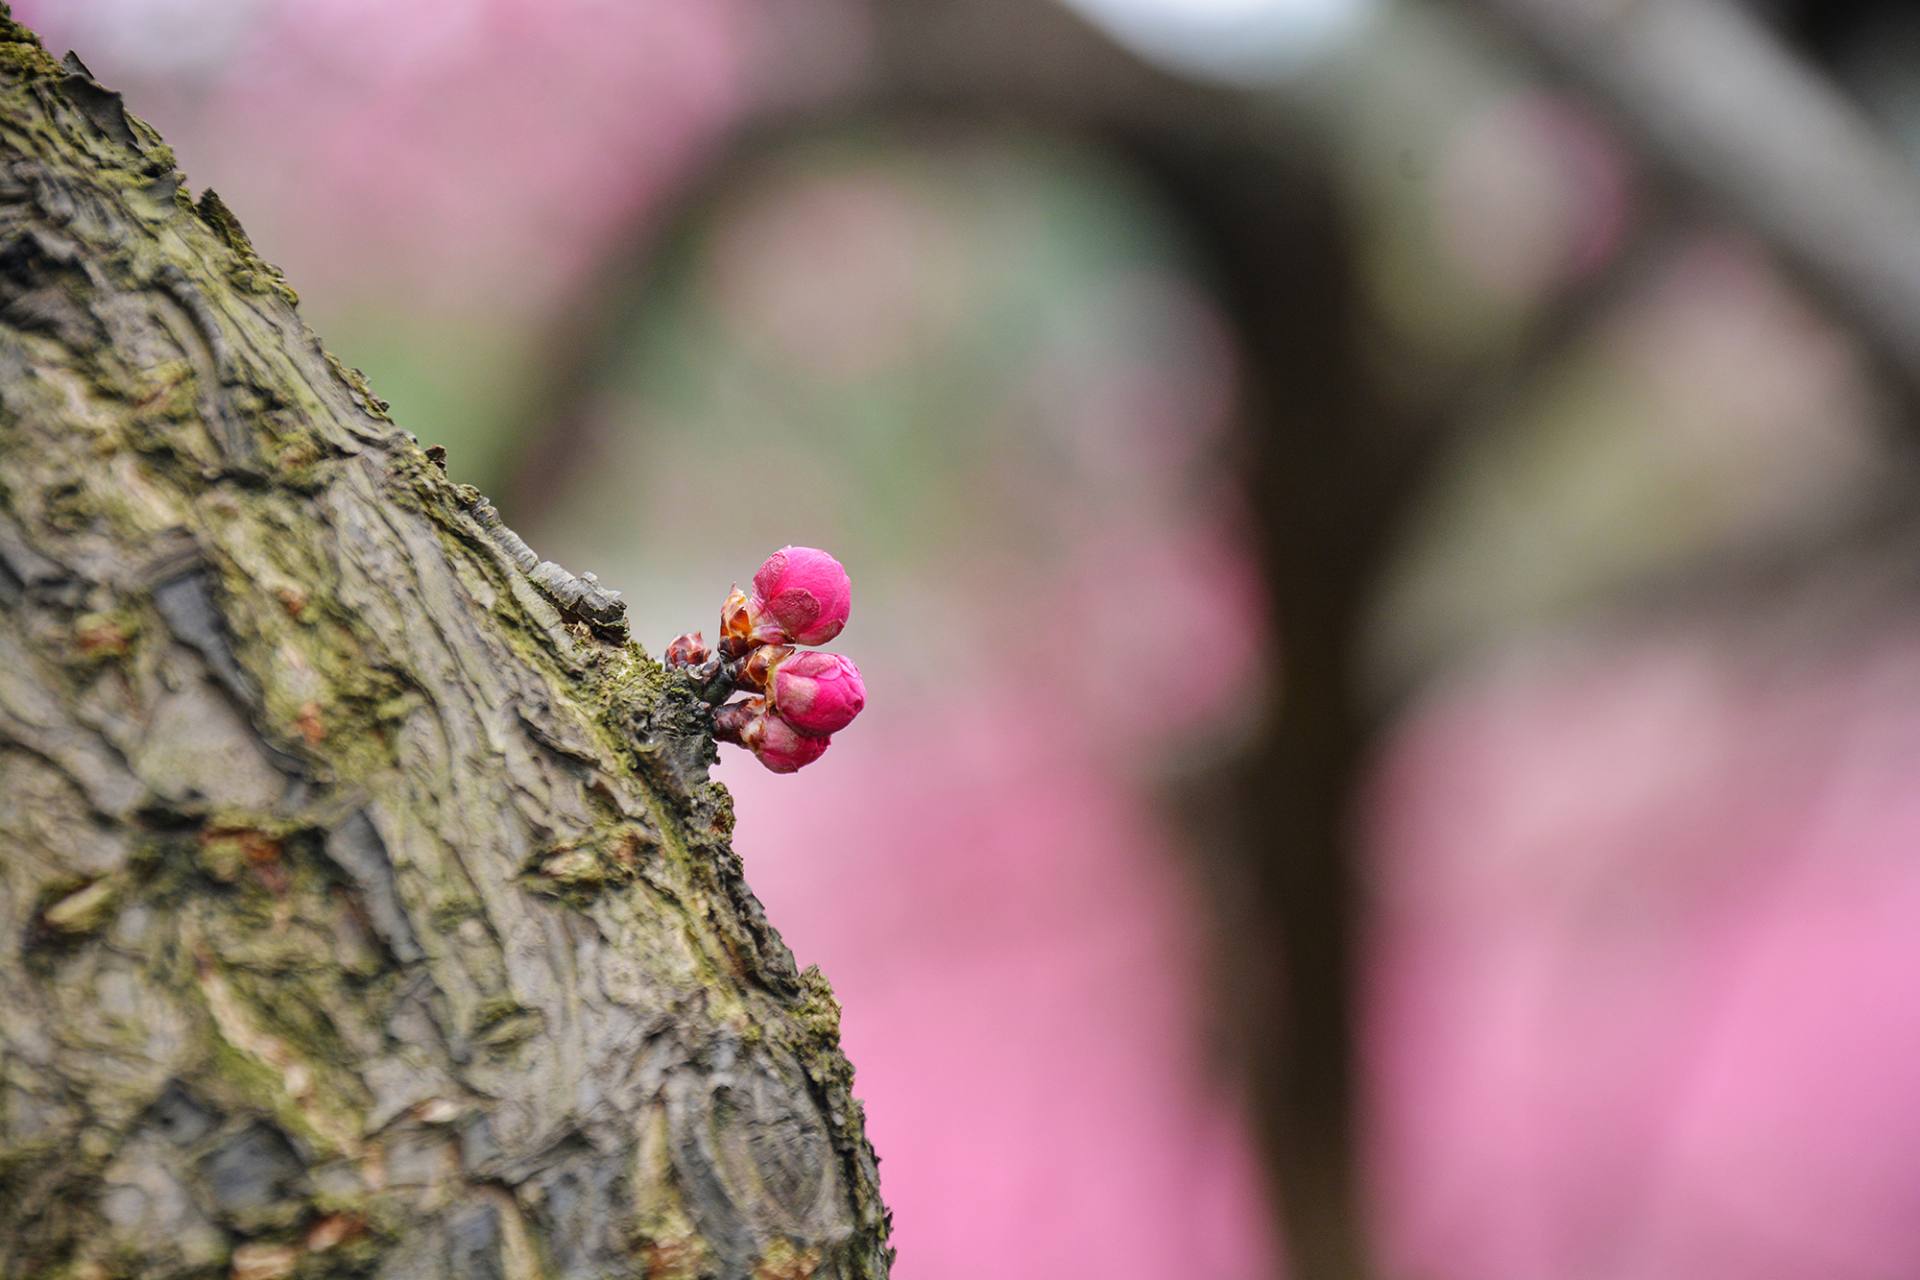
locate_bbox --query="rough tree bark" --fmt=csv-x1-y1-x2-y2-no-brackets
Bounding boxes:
0,15,890,1280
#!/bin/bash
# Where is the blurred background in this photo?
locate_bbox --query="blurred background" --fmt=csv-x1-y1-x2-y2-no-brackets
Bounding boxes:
20,0,1920,1275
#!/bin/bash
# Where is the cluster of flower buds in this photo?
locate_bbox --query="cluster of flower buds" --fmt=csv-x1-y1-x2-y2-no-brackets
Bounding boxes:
665,547,866,773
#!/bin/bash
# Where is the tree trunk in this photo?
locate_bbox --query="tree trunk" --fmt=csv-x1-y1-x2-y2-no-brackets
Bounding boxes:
0,16,890,1280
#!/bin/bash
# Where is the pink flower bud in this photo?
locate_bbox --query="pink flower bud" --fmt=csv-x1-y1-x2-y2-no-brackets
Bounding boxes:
711,696,832,774
750,708,832,773
767,650,866,738
664,631,709,668
751,546,852,647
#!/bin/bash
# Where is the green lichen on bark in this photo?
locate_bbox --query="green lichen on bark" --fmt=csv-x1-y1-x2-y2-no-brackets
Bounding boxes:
0,9,890,1278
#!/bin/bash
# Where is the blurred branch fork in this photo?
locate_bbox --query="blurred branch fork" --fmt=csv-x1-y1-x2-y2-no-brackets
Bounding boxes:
1472,0,1920,404
502,2,1920,1279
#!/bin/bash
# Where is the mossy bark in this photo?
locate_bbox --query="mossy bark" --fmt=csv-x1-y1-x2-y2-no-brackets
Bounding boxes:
0,15,889,1280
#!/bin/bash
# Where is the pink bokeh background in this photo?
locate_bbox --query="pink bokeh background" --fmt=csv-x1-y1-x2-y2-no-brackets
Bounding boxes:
1371,627,1920,1280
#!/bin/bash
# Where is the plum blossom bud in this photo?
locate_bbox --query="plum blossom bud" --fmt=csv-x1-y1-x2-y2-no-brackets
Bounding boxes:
693,546,862,771
712,696,831,774
710,697,760,745
719,585,789,658
766,651,865,738
664,631,709,669
751,546,852,647
740,643,796,694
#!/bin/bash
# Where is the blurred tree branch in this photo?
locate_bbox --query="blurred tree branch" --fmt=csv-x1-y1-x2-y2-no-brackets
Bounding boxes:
1466,0,1920,404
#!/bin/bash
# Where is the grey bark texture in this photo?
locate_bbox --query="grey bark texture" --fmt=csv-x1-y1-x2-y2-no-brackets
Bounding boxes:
0,15,891,1280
